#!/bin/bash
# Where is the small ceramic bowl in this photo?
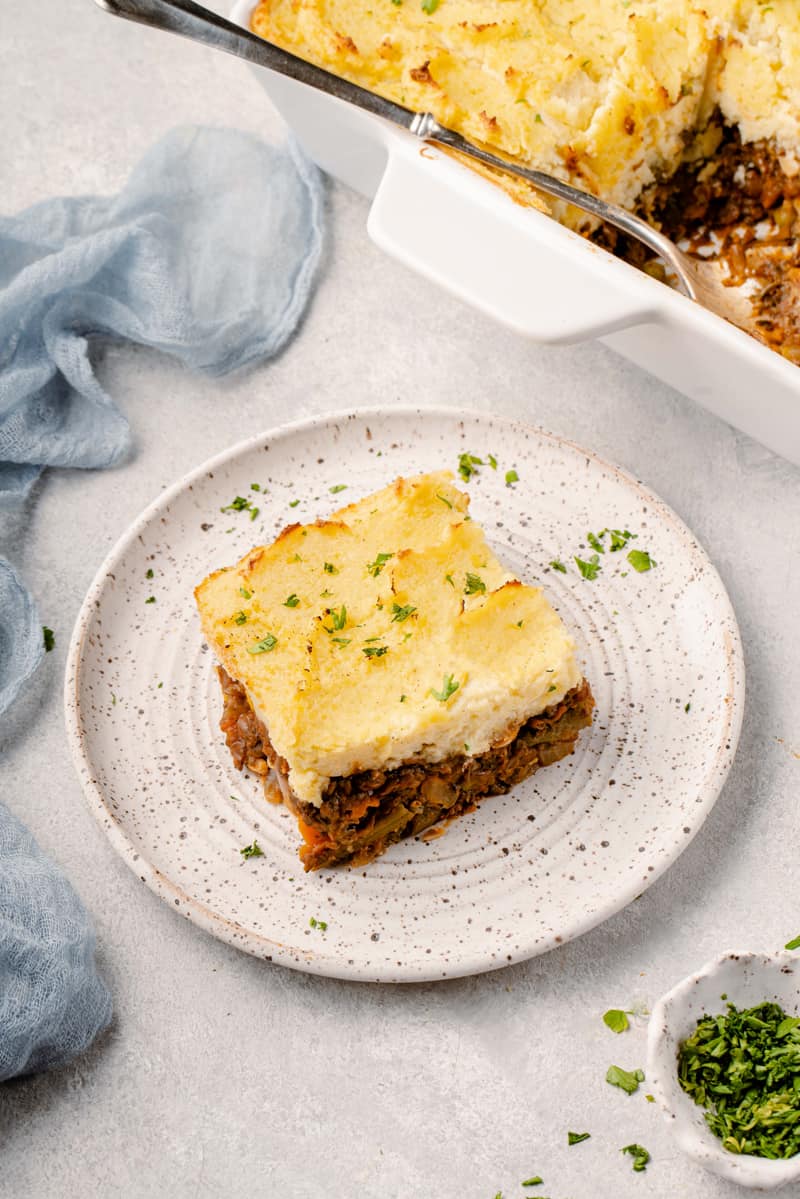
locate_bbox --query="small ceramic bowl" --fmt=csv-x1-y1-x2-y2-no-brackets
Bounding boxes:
647,951,800,1191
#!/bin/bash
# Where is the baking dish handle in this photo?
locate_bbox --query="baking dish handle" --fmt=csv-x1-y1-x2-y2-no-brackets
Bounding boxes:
367,143,656,343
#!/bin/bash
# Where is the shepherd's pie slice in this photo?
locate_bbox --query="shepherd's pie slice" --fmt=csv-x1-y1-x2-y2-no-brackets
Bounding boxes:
195,471,594,869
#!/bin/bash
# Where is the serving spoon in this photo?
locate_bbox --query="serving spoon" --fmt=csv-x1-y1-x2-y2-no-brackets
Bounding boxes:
95,0,755,324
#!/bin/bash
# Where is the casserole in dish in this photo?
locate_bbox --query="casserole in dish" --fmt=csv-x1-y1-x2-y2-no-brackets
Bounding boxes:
231,0,800,464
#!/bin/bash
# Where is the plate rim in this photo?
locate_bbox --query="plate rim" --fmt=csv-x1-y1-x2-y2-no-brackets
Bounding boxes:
64,404,746,982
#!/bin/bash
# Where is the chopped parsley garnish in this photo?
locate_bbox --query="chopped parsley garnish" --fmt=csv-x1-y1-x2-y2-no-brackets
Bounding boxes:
547,684,557,693
399,694,407,702
221,495,259,520
247,634,278,654
575,554,601,580
391,602,416,622
488,453,498,470
330,605,347,630
367,552,393,577
606,1065,645,1094
145,596,156,604
284,594,300,608
436,493,453,508
239,586,252,599
603,1009,630,1033
505,469,519,486
430,674,459,702
604,527,636,552
445,573,455,587
323,561,338,575
685,702,691,712
289,499,300,508
568,1132,590,1145
234,611,248,625
587,531,604,554
457,452,483,481
785,935,800,950
332,637,351,647
42,626,55,652
329,484,347,494
240,841,263,859
464,572,486,595
363,645,388,658
421,0,439,10
550,559,567,573
145,568,154,579
521,1179,543,1188
515,620,524,628
291,553,303,563
250,483,261,492
309,917,328,930
627,549,655,572
621,1144,650,1172
678,1001,800,1157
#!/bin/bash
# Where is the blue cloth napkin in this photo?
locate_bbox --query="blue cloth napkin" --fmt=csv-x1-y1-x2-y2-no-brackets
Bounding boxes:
0,124,325,1079
0,808,113,1082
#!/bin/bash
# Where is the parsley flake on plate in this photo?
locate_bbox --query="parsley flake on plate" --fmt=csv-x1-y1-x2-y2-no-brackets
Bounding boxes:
240,841,263,860
549,559,567,573
786,935,800,950
457,452,483,481
521,1179,543,1188
505,469,519,486
568,1131,590,1145
329,484,347,494
606,1065,645,1094
145,568,154,579
145,596,156,604
283,594,300,608
627,549,655,572
309,917,328,931
587,531,605,554
574,554,601,580
289,499,300,508
42,626,55,653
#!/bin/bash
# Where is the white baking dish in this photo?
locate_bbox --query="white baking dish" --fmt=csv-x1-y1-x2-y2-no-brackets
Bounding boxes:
232,0,800,463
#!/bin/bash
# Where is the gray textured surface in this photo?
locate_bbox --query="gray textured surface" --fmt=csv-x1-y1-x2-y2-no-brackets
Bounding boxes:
2,2,800,1196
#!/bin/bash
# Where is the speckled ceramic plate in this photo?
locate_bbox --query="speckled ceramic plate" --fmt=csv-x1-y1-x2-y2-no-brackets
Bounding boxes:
65,407,744,983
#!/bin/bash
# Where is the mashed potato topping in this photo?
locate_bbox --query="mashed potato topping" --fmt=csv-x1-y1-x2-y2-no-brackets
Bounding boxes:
251,0,800,218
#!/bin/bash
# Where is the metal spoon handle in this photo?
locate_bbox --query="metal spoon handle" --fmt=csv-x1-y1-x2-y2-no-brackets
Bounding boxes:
95,0,697,299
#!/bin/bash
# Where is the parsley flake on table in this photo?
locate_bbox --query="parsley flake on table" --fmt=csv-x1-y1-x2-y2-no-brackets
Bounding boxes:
549,559,567,573
283,594,300,608
627,549,655,572
391,602,416,622
430,674,459,702
464,572,486,595
42,626,55,652
366,552,393,577
606,1064,645,1094
568,1131,590,1145
574,554,601,580
239,841,263,860
247,634,278,654
621,1144,650,1172
457,452,483,481
603,1008,630,1033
